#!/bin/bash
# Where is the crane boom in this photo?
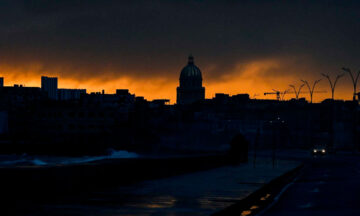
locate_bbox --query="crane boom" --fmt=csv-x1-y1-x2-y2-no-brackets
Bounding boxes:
264,90,326,100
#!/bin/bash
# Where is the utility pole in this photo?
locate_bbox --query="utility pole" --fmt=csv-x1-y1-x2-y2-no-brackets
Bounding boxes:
321,73,344,100
289,84,305,100
342,67,360,101
301,79,322,103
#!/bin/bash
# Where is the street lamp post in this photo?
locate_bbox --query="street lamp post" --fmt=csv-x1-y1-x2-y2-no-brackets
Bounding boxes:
280,89,290,101
321,73,344,100
289,84,305,100
342,67,360,152
301,79,322,103
342,67,360,101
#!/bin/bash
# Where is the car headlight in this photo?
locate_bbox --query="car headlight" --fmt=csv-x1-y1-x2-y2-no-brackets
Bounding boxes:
322,149,325,153
313,149,317,153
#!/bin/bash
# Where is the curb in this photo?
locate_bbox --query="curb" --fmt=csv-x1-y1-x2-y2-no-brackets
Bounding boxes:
212,163,304,216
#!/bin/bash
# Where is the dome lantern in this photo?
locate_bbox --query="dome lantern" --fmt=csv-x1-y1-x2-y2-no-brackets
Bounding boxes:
188,55,194,64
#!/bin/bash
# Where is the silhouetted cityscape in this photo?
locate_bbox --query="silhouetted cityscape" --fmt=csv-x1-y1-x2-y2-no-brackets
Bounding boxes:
2,1,360,215
0,55,359,158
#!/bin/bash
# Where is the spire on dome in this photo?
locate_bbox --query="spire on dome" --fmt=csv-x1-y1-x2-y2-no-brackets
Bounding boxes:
188,55,194,64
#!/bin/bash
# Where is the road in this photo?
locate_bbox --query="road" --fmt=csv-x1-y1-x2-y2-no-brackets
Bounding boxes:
263,153,360,216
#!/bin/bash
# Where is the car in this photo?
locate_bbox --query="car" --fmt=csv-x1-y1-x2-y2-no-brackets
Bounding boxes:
312,146,327,155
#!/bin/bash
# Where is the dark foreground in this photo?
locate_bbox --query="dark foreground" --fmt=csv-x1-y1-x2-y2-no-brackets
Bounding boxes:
262,153,360,216
2,154,299,216
8,151,359,215
2,155,232,214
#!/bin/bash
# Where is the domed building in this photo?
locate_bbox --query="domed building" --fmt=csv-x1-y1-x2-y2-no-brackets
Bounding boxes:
176,55,205,105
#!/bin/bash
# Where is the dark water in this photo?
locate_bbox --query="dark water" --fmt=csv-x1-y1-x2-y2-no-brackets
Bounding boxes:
0,150,139,167
28,157,300,216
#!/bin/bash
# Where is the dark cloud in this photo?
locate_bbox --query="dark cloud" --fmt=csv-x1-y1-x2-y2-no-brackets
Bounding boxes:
0,0,359,83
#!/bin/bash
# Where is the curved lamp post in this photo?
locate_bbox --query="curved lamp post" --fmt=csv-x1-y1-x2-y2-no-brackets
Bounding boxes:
321,73,344,100
289,84,305,100
301,79,322,103
342,67,360,101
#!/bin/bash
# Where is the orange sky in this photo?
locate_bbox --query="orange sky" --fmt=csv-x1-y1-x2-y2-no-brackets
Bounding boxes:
0,0,358,105
0,59,354,104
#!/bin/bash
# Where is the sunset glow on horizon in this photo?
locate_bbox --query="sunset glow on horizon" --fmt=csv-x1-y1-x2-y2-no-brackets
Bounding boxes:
0,58,354,104
0,1,358,104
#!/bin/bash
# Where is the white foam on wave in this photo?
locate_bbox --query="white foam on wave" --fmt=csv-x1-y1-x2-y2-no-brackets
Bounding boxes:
0,158,47,166
0,150,138,167
32,159,47,166
59,150,139,165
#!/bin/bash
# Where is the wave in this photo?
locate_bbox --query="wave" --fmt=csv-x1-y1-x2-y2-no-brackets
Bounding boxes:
59,149,138,165
0,149,138,167
0,158,48,166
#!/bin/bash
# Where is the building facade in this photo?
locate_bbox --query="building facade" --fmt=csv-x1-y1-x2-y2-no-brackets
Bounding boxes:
58,89,86,100
176,56,205,105
41,76,58,100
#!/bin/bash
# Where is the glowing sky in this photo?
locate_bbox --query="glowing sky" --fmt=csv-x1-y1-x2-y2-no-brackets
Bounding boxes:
0,1,359,103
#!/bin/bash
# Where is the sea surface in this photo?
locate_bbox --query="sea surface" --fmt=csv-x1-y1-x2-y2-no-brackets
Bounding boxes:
34,156,301,216
2,150,306,215
0,149,139,167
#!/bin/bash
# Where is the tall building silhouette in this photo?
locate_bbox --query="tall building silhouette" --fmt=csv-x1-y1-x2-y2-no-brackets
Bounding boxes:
177,55,205,105
41,76,58,100
0,77,3,87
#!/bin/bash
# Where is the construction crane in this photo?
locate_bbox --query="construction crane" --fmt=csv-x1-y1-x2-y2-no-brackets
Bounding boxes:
264,89,326,101
264,89,289,101
252,93,259,99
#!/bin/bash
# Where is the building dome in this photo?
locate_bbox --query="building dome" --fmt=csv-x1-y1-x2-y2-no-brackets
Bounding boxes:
180,55,202,80
177,55,205,105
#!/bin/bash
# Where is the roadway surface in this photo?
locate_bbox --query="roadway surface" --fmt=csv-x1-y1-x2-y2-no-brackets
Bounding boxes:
262,153,360,216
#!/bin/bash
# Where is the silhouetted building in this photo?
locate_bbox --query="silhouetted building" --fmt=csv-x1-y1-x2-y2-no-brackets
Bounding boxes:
41,76,58,100
83,90,135,108
177,55,205,105
149,99,170,108
116,89,129,95
58,89,86,100
0,85,44,108
0,77,3,87
0,111,8,134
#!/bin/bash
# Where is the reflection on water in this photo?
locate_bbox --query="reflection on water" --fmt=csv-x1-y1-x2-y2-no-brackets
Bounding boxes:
241,210,252,216
126,196,177,209
260,193,271,201
197,196,244,210
250,205,259,210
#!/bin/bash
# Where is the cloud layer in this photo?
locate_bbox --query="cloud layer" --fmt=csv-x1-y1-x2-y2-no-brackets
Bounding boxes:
0,0,359,102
